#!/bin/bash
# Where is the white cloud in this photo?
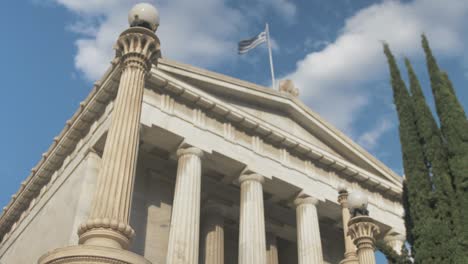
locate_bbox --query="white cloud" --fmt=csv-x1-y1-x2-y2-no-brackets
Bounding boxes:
261,0,296,22
358,118,393,150
287,0,468,133
52,0,296,81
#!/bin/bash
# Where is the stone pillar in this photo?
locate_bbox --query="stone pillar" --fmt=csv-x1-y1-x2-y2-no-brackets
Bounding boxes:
238,173,267,264
348,216,380,264
77,26,160,250
337,190,358,264
38,26,159,264
201,203,225,264
266,233,279,264
166,147,204,264
294,196,323,264
383,231,405,255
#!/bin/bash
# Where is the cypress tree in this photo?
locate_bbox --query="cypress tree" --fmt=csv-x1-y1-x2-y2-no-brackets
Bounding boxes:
421,35,468,259
402,181,414,252
404,58,457,262
384,44,435,263
376,192,413,264
441,71,456,95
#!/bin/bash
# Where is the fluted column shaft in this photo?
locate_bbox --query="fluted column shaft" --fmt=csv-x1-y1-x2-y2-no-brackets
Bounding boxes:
201,205,224,264
348,216,380,264
338,191,358,264
167,147,204,264
238,174,267,264
266,233,279,264
295,197,323,264
77,27,160,250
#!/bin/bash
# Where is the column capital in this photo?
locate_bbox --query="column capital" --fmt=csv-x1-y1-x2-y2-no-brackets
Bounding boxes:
348,216,380,250
383,230,406,255
294,195,319,207
239,173,264,184
115,27,161,72
177,146,204,158
383,230,405,243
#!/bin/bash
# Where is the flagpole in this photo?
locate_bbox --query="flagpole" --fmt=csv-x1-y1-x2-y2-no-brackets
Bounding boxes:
265,23,276,89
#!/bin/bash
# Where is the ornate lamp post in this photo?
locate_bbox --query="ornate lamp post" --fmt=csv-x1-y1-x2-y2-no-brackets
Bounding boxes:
347,191,380,264
38,3,160,264
337,184,359,264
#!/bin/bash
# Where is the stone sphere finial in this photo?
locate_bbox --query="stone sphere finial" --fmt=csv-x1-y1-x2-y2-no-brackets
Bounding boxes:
128,3,160,32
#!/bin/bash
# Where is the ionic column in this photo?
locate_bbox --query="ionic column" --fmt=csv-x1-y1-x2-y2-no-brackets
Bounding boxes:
348,216,380,264
294,196,323,264
383,231,405,255
166,147,204,264
337,188,358,264
266,233,279,264
77,26,160,250
201,203,225,264
238,173,267,264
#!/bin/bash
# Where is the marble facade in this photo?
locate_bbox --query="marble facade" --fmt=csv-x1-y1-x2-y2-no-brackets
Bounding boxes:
0,18,405,264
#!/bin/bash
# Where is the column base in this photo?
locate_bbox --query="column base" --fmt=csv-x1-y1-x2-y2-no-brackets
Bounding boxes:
38,245,152,264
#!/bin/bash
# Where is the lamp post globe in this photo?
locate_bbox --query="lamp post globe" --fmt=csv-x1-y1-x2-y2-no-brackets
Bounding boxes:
337,183,348,193
128,3,160,31
348,191,368,216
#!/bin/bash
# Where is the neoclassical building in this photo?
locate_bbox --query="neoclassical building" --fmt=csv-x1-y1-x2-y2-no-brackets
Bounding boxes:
0,4,405,264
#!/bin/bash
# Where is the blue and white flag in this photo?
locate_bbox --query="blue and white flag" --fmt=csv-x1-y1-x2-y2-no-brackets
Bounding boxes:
238,31,267,54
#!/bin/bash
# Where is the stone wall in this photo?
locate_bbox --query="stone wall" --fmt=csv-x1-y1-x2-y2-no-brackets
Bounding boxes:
0,150,100,264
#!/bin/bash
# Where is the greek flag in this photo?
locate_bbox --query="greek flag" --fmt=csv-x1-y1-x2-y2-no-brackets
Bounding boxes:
238,31,267,54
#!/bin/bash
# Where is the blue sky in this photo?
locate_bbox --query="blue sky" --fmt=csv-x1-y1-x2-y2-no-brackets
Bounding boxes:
1,0,468,262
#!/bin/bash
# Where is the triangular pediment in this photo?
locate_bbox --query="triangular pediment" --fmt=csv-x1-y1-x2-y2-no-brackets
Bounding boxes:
154,59,402,186
204,90,346,160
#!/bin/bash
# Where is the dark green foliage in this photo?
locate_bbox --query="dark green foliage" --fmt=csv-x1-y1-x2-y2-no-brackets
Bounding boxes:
422,35,468,260
384,44,435,263
384,36,468,263
376,240,412,264
402,182,414,252
405,59,457,246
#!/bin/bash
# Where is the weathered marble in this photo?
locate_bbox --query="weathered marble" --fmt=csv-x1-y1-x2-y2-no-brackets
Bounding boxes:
166,147,204,264
266,233,279,264
238,174,267,264
201,203,225,264
295,196,323,264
